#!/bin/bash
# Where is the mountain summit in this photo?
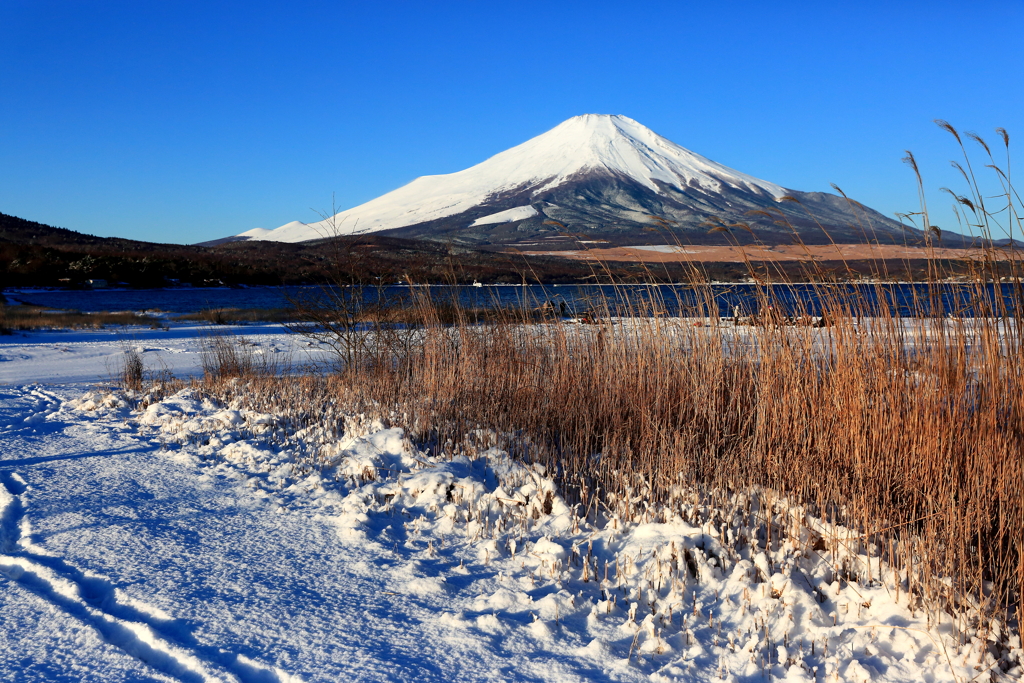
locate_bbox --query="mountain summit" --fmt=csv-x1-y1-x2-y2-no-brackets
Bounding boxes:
235,114,912,246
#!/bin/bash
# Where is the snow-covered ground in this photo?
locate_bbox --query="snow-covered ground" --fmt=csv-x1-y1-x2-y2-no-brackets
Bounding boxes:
1,324,1018,681
0,324,328,385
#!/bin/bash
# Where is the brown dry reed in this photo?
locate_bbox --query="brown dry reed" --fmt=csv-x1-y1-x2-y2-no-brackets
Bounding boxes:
0,306,156,332
198,331,286,381
173,307,300,325
119,344,145,392
186,123,1024,645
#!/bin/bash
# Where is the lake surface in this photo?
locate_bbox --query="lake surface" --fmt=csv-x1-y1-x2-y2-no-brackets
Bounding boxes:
6,283,1021,318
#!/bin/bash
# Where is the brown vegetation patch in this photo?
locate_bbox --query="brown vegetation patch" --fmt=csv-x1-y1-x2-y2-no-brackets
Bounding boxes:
522,243,1018,264
0,306,156,332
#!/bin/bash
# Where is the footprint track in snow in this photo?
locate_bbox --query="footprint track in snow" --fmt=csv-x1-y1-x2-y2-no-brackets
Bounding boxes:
0,385,64,434
0,472,26,553
0,468,298,683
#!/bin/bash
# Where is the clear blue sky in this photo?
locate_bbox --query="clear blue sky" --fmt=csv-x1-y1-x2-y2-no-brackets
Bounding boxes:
2,0,1022,243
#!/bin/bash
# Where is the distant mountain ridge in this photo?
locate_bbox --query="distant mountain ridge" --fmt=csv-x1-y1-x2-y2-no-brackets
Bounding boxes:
232,114,933,247
0,212,610,287
2,210,1001,288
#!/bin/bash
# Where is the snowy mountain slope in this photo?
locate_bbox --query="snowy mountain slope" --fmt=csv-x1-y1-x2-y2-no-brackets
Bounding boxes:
234,115,916,247
237,227,274,239
470,205,539,227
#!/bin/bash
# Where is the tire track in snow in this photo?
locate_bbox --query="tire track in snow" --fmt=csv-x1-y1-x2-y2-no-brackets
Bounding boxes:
0,464,297,683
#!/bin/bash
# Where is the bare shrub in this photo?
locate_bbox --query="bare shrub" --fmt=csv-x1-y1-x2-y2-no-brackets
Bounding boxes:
119,344,145,392
198,332,270,380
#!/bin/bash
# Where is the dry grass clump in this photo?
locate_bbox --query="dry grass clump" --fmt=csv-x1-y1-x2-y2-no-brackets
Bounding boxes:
198,331,287,381
0,305,155,330
119,344,145,392
173,307,300,325
283,284,532,369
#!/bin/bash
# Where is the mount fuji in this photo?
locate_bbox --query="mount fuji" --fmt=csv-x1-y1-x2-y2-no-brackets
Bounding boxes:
231,115,914,247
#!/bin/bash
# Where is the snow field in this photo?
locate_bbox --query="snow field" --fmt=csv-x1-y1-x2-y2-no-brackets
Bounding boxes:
0,323,331,385
1,386,313,683
81,383,1019,682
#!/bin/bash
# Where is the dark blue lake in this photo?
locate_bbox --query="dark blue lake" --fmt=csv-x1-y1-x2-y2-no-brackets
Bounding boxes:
5,283,1021,318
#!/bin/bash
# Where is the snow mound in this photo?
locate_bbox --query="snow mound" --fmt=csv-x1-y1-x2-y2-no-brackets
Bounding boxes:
66,391,127,414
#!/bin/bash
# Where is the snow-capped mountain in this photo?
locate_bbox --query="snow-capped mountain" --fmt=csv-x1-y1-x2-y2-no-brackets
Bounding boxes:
234,115,911,246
